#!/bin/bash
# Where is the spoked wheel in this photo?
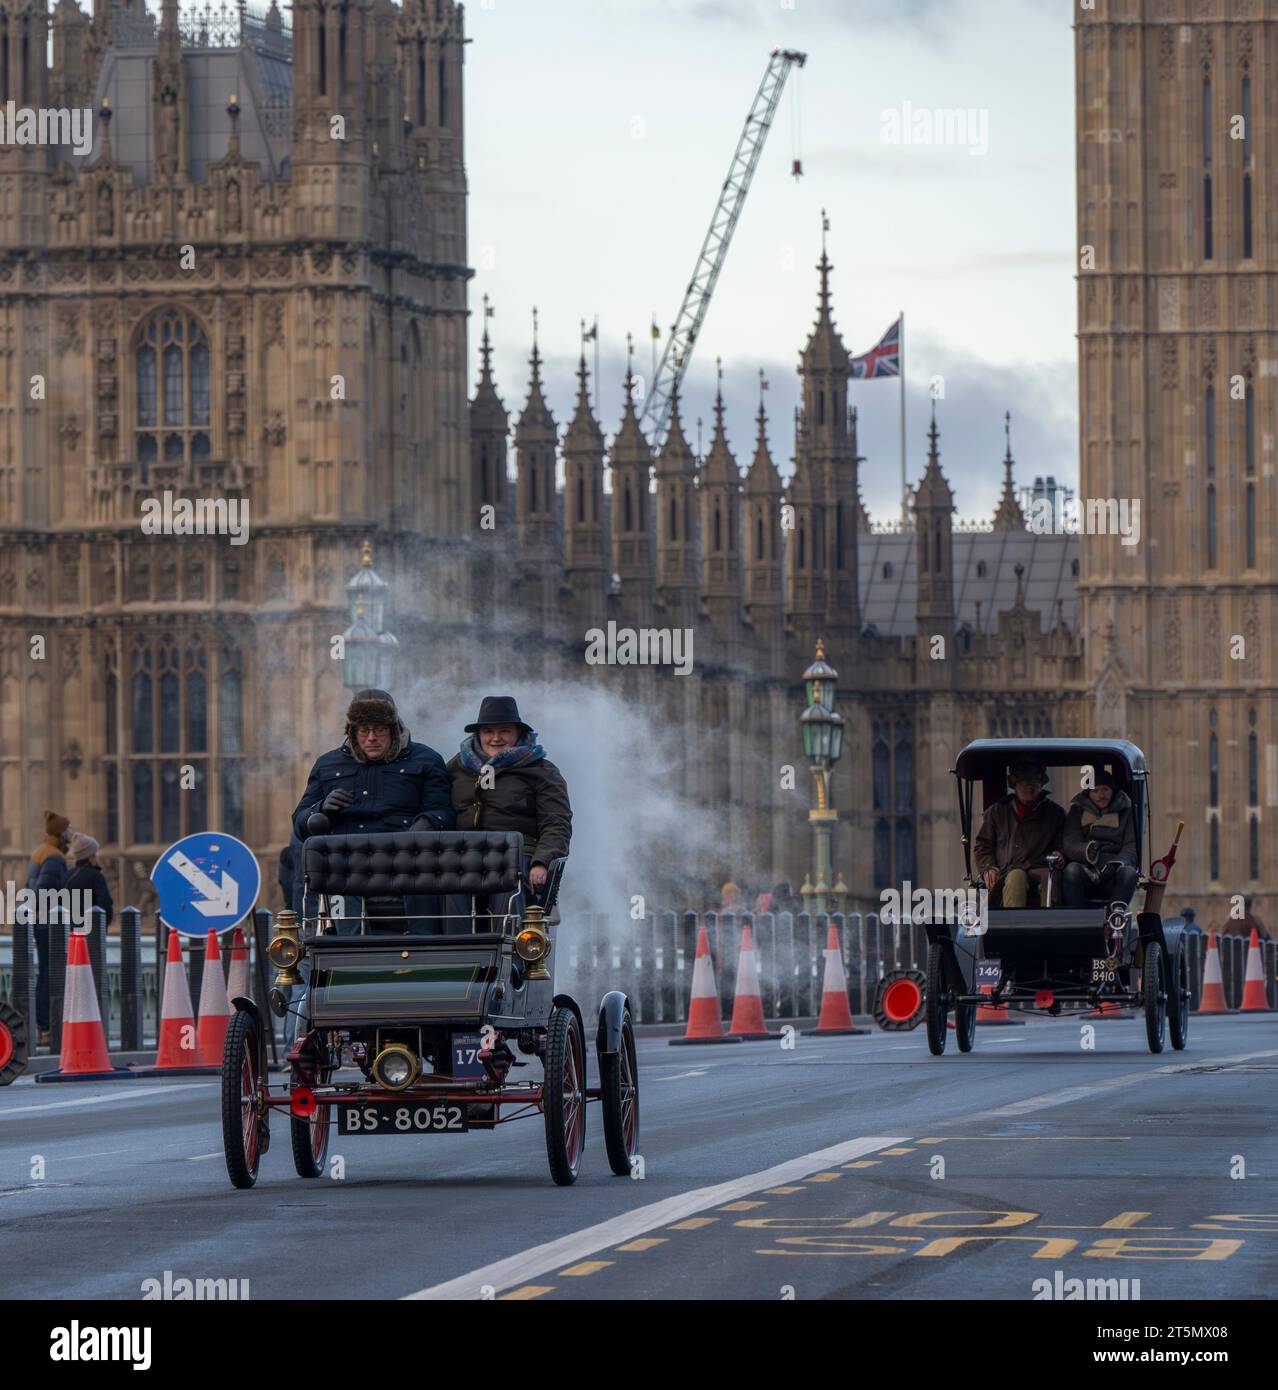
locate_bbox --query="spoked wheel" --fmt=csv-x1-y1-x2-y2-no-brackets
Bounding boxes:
544,1006,586,1186
954,1000,977,1052
290,1069,332,1179
222,1010,267,1189
1143,941,1167,1055
0,1002,26,1086
600,1010,639,1177
925,942,948,1056
1167,944,1190,1052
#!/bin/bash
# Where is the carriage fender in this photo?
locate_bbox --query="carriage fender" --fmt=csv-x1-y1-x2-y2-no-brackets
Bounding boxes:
1137,914,1185,960
230,996,269,1073
552,993,586,1050
596,990,632,1055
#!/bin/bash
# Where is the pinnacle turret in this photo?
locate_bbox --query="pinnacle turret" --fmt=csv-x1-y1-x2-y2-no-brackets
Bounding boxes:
991,410,1027,530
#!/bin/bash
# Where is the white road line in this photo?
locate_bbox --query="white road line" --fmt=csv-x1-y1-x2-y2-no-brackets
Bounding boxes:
655,1070,710,1081
975,1048,1278,1118
0,1083,217,1119
185,1152,225,1162
403,1134,908,1301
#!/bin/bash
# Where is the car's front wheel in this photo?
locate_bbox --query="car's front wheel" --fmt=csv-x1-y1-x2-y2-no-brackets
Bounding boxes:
222,1010,266,1189
544,1007,586,1186
1143,941,1166,1054
1167,944,1190,1052
925,942,948,1056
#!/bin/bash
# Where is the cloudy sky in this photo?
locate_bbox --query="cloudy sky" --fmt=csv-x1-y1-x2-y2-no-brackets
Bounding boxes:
466,0,1078,524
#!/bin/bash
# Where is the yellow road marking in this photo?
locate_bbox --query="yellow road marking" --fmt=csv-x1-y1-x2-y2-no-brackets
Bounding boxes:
499,1285,554,1300
843,1160,880,1168
615,1238,667,1252
1041,1212,1172,1231
807,1172,842,1182
915,1137,943,1144
719,1200,767,1211
879,1147,915,1155
765,1186,805,1194
669,1217,718,1230
558,1261,614,1277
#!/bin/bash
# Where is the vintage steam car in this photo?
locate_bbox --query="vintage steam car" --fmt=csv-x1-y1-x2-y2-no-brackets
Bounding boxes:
220,829,639,1187
922,738,1190,1056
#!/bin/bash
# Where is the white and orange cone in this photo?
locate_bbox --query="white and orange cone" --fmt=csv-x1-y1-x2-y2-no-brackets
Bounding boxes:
804,924,868,1035
728,925,779,1040
1196,931,1231,1014
196,928,231,1066
670,924,740,1045
1240,928,1271,1012
33,931,132,1083
227,926,250,1005
133,928,217,1075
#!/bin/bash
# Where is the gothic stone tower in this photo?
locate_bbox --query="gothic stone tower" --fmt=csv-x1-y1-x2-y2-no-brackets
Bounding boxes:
1076,0,1276,926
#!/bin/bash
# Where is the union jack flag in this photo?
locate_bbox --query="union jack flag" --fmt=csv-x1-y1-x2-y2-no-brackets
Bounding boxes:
849,317,901,379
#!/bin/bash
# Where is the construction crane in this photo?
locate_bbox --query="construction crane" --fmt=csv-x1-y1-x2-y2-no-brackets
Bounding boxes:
639,47,806,450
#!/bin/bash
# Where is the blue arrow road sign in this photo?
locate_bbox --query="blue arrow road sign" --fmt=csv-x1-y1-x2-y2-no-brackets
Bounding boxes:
151,832,261,936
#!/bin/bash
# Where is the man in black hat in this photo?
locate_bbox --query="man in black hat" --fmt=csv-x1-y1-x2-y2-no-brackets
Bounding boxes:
291,688,454,925
973,757,1066,908
1061,767,1139,908
447,695,571,892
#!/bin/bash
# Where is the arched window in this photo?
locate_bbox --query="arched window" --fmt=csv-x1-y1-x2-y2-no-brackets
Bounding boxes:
438,54,447,126
714,503,721,552
1202,74,1213,260
576,476,585,524
1248,709,1258,804
1205,384,1217,568
1241,73,1253,258
1245,379,1256,568
417,42,426,127
624,485,632,532
135,310,211,478
669,496,677,541
1209,711,1218,807
756,515,763,558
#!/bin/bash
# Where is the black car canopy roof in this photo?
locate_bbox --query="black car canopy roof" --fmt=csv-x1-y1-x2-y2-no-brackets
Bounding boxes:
953,738,1148,786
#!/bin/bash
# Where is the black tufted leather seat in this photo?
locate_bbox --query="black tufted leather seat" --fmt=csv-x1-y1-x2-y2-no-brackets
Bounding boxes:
303,830,525,899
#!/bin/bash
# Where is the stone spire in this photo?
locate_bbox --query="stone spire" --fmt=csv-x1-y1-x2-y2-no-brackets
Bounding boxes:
514,308,559,611
655,368,699,623
744,372,784,640
914,401,955,629
563,330,607,619
700,358,742,630
610,334,656,615
469,294,508,514
991,410,1027,530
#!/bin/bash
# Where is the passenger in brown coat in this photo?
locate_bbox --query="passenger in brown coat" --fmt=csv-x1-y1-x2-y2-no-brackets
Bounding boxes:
446,696,572,888
972,757,1066,908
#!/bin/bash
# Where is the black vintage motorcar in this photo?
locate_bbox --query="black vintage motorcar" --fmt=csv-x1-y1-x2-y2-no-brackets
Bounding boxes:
220,829,638,1188
921,738,1190,1056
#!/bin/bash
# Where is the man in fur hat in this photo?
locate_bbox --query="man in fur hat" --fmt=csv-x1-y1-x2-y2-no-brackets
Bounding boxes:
291,689,454,929
26,811,71,1045
1062,768,1140,908
973,758,1066,909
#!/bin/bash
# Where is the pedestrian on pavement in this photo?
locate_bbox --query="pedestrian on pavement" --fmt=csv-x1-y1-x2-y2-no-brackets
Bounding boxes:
1061,769,1140,908
26,810,71,1046
66,833,114,934
1220,896,1271,941
1179,905,1200,932
973,757,1067,908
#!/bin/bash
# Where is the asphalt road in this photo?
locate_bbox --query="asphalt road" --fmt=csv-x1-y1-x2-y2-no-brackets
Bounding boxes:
1,1014,1274,1302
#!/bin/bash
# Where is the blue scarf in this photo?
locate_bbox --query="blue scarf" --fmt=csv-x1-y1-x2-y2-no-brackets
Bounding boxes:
458,732,545,775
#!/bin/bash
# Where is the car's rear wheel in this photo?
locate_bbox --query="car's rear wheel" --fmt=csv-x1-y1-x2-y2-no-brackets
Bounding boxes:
925,942,947,1056
954,999,977,1052
222,1010,265,1189
1143,941,1166,1054
544,1007,586,1186
290,1070,332,1179
1167,944,1190,1052
0,1002,26,1086
600,1010,639,1177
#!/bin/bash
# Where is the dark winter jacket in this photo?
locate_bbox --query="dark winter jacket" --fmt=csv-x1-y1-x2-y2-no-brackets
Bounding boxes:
26,836,69,899
973,793,1066,878
67,860,115,932
446,755,572,867
291,741,455,841
1062,788,1138,870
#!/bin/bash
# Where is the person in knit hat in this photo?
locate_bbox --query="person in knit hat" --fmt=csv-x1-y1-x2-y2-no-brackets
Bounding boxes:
67,832,114,936
25,811,71,1045
290,689,454,932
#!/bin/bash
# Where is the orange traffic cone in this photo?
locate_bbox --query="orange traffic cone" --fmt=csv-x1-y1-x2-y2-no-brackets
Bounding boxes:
670,924,740,1045
227,926,250,1005
133,928,218,1075
728,925,780,1039
196,928,231,1066
978,983,1025,1026
1240,929,1271,1012
1196,931,1231,1014
804,924,869,1035
33,932,133,1083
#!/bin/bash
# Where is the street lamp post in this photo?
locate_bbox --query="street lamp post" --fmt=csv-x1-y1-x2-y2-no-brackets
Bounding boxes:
800,640,845,916
342,539,399,691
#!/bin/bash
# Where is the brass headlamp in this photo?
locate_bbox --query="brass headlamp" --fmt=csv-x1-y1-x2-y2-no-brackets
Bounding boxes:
515,902,552,981
268,907,304,987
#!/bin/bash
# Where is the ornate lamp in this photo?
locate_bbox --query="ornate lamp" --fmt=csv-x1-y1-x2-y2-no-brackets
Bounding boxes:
342,540,398,689
800,639,845,914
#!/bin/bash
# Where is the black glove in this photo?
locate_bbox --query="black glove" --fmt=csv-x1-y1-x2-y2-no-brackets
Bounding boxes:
306,811,331,836
321,787,355,814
